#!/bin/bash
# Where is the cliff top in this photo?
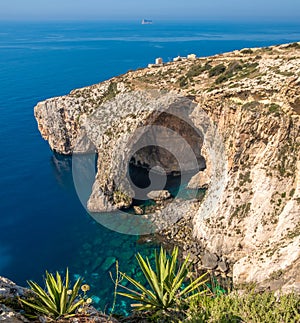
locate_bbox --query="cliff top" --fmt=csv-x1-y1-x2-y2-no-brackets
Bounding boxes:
34,42,300,294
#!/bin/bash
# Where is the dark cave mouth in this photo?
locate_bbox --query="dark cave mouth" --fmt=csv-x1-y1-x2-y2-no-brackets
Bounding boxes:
127,154,206,211
124,109,207,208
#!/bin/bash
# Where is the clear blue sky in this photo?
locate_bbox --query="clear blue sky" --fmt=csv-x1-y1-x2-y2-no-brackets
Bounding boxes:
1,0,299,21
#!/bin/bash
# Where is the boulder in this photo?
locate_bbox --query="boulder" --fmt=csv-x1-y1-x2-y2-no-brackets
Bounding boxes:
187,170,210,189
0,277,27,299
217,260,229,273
133,206,144,215
0,304,28,323
147,190,171,201
201,252,219,270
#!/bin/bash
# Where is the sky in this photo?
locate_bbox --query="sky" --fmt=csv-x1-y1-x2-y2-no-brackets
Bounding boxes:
0,0,300,21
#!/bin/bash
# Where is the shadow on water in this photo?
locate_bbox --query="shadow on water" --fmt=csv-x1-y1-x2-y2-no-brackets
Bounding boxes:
51,153,74,190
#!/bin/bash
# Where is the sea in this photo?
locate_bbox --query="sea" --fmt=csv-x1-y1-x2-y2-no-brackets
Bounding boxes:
0,20,299,314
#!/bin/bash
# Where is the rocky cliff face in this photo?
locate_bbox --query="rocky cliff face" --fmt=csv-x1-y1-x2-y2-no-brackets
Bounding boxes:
34,43,300,292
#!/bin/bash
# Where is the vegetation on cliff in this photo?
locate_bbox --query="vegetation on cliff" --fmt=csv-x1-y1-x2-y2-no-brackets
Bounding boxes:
34,42,300,294
1,247,300,322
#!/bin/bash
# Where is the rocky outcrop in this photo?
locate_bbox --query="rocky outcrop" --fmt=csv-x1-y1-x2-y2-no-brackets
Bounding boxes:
0,277,29,322
147,190,171,201
34,43,300,292
0,277,119,323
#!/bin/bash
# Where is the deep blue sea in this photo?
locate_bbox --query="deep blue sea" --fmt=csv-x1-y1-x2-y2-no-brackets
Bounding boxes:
0,20,299,314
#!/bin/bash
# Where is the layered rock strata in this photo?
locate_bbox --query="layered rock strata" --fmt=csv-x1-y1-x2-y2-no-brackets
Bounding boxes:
35,43,300,292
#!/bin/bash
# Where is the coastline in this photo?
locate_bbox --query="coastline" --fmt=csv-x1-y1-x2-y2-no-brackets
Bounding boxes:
34,41,300,295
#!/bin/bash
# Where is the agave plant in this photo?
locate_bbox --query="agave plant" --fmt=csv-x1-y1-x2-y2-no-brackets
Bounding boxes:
117,246,208,316
20,268,87,319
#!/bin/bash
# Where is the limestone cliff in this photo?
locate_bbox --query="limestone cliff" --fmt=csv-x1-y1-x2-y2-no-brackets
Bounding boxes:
35,43,300,293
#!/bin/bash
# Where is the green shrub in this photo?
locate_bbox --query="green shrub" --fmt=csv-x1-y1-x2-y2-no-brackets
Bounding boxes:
20,269,90,319
227,61,243,74
268,103,281,114
187,64,203,78
104,82,119,102
233,62,259,80
241,48,254,54
186,291,300,322
290,188,296,197
187,63,212,78
209,64,226,77
215,74,228,84
117,247,208,318
178,76,189,87
242,101,260,111
202,62,212,71
113,189,132,208
214,61,243,84
285,42,300,49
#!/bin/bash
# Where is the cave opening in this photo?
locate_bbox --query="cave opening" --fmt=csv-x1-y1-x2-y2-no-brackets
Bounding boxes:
126,110,206,207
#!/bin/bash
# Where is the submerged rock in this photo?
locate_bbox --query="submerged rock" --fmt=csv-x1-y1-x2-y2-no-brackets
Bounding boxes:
100,257,116,272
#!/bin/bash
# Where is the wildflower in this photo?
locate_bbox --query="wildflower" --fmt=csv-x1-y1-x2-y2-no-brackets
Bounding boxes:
86,298,93,304
67,289,73,295
78,308,83,313
81,284,90,292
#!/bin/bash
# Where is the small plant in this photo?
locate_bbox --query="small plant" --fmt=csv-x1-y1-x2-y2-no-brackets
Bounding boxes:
113,189,132,208
20,269,90,319
289,188,296,197
187,64,203,78
117,247,208,318
215,61,242,84
215,74,228,84
178,75,188,87
186,291,300,322
186,63,213,78
285,42,300,49
268,103,281,114
209,64,226,77
241,48,254,54
103,82,119,102
242,101,260,111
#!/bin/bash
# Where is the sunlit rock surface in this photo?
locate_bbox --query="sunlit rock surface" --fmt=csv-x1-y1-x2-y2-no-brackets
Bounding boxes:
35,43,300,293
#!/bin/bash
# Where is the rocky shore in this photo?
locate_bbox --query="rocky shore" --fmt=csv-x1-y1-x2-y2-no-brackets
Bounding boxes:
34,42,300,293
0,277,120,323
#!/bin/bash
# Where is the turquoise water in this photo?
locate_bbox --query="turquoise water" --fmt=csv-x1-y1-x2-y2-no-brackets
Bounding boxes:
0,20,300,314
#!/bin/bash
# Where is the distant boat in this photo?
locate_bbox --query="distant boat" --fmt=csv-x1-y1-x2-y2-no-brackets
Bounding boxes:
141,19,153,25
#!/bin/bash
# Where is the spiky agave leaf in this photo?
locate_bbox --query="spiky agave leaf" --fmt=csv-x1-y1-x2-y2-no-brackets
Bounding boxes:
118,246,209,315
20,269,86,319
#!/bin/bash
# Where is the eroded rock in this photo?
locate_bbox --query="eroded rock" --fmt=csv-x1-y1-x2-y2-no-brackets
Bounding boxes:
34,43,300,291
147,190,171,201
201,251,219,270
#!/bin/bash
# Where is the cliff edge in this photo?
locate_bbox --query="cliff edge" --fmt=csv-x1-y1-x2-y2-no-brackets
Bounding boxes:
34,43,300,293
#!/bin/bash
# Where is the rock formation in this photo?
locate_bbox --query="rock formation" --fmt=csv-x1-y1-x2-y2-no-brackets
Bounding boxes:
0,277,119,322
34,43,300,293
